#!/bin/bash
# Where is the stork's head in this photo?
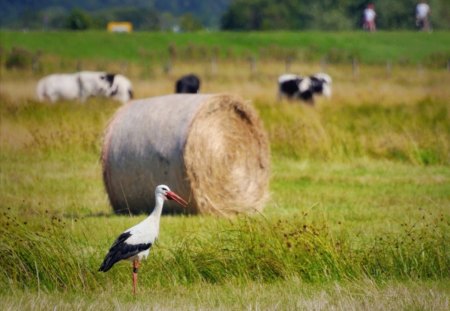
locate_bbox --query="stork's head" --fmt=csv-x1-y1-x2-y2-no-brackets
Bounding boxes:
155,184,188,207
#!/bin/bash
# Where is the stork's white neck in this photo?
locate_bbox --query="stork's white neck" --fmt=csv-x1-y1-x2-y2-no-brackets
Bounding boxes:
150,194,165,219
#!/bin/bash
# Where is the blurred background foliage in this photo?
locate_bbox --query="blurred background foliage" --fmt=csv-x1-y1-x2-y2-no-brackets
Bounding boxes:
0,0,449,31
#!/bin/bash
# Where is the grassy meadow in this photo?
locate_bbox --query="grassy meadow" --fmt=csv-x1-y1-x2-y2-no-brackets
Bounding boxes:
2,31,450,70
0,31,449,309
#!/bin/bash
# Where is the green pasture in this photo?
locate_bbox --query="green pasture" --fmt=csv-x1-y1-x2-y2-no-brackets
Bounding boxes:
0,94,449,308
1,30,450,65
0,31,449,309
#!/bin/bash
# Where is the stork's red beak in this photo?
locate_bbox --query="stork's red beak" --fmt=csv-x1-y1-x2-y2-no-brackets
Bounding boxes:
166,191,188,207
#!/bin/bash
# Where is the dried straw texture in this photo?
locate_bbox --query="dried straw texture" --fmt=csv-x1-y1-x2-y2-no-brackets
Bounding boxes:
102,94,270,215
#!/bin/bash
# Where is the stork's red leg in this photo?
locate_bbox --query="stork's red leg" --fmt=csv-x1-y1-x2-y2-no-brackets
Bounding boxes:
132,259,140,295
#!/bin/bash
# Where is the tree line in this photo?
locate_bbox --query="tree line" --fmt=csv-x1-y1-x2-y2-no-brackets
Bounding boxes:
1,0,449,31
2,7,207,32
222,0,450,30
0,0,230,31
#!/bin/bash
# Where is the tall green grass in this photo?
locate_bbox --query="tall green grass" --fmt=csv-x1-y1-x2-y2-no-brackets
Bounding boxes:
0,209,448,292
2,95,448,165
0,72,449,305
0,214,99,291
256,98,449,165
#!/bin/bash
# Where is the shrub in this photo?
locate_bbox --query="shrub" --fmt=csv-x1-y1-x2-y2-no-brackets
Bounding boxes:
5,47,32,70
65,9,92,30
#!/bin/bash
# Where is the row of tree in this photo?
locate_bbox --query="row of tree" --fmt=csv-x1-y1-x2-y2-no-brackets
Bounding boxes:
1,0,449,31
6,7,204,32
0,0,230,31
222,0,450,30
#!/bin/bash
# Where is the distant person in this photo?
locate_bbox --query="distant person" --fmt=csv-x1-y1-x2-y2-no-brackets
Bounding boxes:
363,3,377,32
416,1,431,31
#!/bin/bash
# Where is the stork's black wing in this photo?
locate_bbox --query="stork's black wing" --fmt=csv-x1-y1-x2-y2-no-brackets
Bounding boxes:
98,231,152,272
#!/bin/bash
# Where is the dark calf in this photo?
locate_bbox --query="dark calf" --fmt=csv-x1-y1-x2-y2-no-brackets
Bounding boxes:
175,74,201,94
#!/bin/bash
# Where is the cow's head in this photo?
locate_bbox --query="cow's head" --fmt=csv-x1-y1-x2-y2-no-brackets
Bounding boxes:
104,74,133,103
103,73,116,87
99,73,117,96
312,73,332,97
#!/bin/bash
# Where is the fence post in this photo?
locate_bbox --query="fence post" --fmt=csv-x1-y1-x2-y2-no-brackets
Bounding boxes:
121,61,128,74
417,63,424,77
352,58,359,77
285,56,293,72
163,60,172,75
386,60,392,78
320,57,328,72
210,56,218,75
32,53,41,75
249,56,257,76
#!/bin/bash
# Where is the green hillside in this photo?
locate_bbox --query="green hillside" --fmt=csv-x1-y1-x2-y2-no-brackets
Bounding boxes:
1,31,450,65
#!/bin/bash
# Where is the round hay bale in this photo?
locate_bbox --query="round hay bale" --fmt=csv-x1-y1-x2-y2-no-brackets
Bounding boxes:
102,94,270,216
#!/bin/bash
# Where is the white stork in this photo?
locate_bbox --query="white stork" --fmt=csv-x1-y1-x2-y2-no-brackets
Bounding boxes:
99,184,188,295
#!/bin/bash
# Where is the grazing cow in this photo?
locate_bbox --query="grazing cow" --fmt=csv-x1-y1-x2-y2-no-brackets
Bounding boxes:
104,73,134,104
175,74,201,94
36,71,133,104
277,73,332,105
36,71,112,103
277,74,309,100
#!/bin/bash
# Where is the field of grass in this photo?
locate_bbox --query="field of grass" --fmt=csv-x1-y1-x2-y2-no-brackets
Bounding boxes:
1,31,449,309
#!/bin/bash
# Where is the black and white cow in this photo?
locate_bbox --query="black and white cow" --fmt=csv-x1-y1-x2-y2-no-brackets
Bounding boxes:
36,71,133,104
277,73,332,105
277,74,308,100
175,74,201,94
37,71,110,103
103,73,134,104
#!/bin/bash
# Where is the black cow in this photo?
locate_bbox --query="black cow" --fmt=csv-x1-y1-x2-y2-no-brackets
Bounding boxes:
277,73,332,105
175,74,201,94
